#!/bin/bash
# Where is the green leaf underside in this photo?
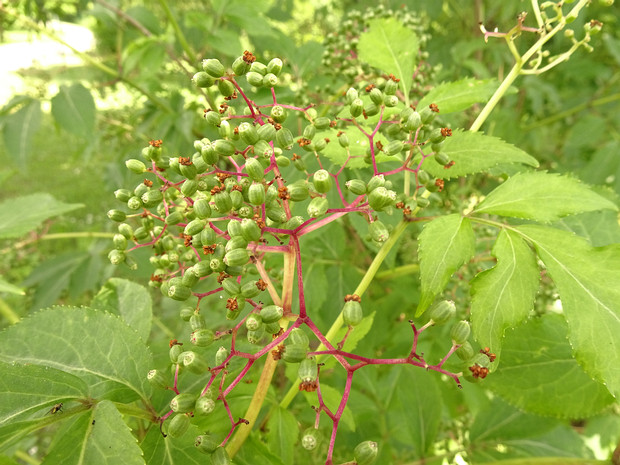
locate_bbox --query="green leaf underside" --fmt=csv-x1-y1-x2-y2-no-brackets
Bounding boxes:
485,314,614,417
0,193,83,239
416,214,475,316
357,17,419,100
0,362,88,427
418,78,500,114
515,225,620,399
421,130,539,180
470,229,540,363
0,306,152,401
474,172,618,222
41,401,145,465
386,366,443,457
91,278,153,342
2,99,41,163
51,84,96,137
266,407,298,465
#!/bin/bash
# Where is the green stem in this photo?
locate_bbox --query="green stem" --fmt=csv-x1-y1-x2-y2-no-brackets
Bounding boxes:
375,263,420,280
38,232,116,241
157,0,198,65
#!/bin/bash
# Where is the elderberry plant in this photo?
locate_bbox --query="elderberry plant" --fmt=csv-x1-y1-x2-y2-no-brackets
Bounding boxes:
0,2,618,465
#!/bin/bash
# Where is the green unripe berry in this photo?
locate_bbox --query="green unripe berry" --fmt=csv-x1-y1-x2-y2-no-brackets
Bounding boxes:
190,328,215,347
185,218,206,236
193,198,212,219
369,88,384,105
429,300,456,325
245,157,264,181
450,320,471,345
366,174,385,192
213,191,233,213
303,124,316,140
456,341,475,361
263,73,278,87
367,186,396,211
276,127,294,149
165,210,184,226
384,79,398,95
223,248,249,267
417,169,431,186
267,57,283,75
127,196,142,211
257,123,276,141
169,344,184,363
147,369,168,389
301,427,320,450
298,356,318,382
419,105,438,124
270,106,287,123
338,132,349,148
217,79,235,97
214,139,236,157
260,304,283,323
181,350,210,373
435,152,450,166
112,233,127,250
288,181,309,202
368,221,389,242
195,434,219,454
240,219,262,242
314,117,331,130
192,71,215,88
245,313,262,331
215,346,229,366
307,196,329,217
385,140,404,156
354,440,378,465
282,343,308,363
248,182,266,206
168,285,192,301
247,327,265,344
108,209,127,222
250,61,267,75
202,58,225,78
167,414,190,438
346,179,367,195
385,95,399,107
289,328,310,347
238,122,259,145
114,188,132,202
345,87,358,104
232,55,250,75
118,223,133,239
170,393,197,413
312,169,332,193
343,300,363,326
246,71,264,87
405,111,422,131
195,396,216,416
108,249,125,265
350,98,364,117
472,352,491,368
221,277,242,295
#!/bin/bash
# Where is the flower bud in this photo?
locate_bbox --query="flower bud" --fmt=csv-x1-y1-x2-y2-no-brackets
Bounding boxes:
202,58,225,78
307,196,329,217
170,393,197,413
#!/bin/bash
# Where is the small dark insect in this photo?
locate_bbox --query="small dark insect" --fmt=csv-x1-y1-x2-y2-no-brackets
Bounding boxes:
46,403,63,415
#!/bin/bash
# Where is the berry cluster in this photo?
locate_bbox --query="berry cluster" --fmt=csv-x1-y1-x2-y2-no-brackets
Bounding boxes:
107,50,476,464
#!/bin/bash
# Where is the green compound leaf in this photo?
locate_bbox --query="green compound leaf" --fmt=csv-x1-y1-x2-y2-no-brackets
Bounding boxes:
416,214,475,316
418,78,501,114
141,424,205,465
357,17,418,100
515,225,620,399
41,401,145,465
485,314,615,418
386,366,443,458
474,172,618,222
2,98,41,163
0,306,152,402
92,278,153,342
51,84,96,138
266,407,298,465
0,193,83,239
421,130,539,180
0,362,88,426
470,229,540,364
